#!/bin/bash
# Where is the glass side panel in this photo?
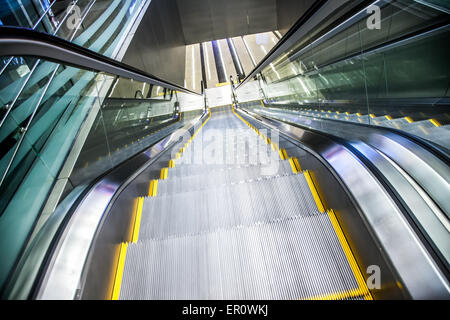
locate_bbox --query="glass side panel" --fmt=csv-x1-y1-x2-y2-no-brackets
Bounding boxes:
0,53,201,293
245,0,450,151
235,0,450,269
0,0,146,138
69,75,181,186
0,56,38,117
0,0,43,28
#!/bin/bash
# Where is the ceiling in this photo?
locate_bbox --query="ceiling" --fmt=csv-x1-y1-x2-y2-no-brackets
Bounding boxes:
122,0,316,86
176,0,278,44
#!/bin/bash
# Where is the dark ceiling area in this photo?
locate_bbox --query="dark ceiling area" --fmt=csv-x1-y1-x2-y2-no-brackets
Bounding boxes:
176,0,316,44
176,0,277,44
122,0,315,86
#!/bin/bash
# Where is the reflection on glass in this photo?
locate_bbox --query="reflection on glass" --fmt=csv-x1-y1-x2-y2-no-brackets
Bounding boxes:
0,0,206,297
235,0,450,273
0,52,201,292
70,76,180,186
239,0,449,151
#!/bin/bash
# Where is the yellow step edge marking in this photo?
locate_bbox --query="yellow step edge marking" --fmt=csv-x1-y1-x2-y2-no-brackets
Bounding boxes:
281,149,288,160
160,167,168,180
279,149,285,160
304,170,325,213
148,180,154,197
288,158,298,174
302,287,367,300
111,242,128,300
128,199,139,241
369,114,375,119
216,82,231,87
169,160,175,168
404,116,414,123
385,115,392,120
327,209,373,300
429,118,441,127
131,197,144,243
233,105,272,149
152,180,158,197
292,157,301,172
356,112,362,117
176,107,211,163
148,180,158,197
260,100,265,108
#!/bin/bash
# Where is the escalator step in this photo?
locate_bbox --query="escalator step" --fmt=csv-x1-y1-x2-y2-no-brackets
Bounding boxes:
156,160,294,195
168,155,286,178
118,106,368,300
120,214,360,300
139,174,320,240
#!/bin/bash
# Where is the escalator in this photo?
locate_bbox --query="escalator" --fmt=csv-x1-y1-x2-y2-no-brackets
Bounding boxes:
116,106,372,300
0,0,449,301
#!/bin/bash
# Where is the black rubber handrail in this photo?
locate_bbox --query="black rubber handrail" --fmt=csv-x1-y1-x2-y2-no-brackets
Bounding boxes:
0,26,200,96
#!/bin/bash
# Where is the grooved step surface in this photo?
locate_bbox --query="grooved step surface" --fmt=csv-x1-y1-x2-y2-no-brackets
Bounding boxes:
157,160,294,195
140,174,320,240
165,160,292,180
120,215,360,300
119,106,362,300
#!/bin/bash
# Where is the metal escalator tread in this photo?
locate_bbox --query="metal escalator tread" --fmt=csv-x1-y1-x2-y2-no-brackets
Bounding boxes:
120,215,360,299
118,106,366,300
166,159,291,179
139,174,320,240
156,160,294,195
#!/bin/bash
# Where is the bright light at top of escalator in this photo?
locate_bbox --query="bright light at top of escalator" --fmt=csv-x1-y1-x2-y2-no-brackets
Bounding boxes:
217,40,228,80
191,45,195,90
297,77,310,96
260,45,267,55
203,43,211,80
229,39,243,75
291,66,298,75
242,37,257,66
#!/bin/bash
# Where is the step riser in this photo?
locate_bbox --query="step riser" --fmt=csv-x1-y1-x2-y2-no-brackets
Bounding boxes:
140,174,320,240
120,215,359,300
157,162,294,195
